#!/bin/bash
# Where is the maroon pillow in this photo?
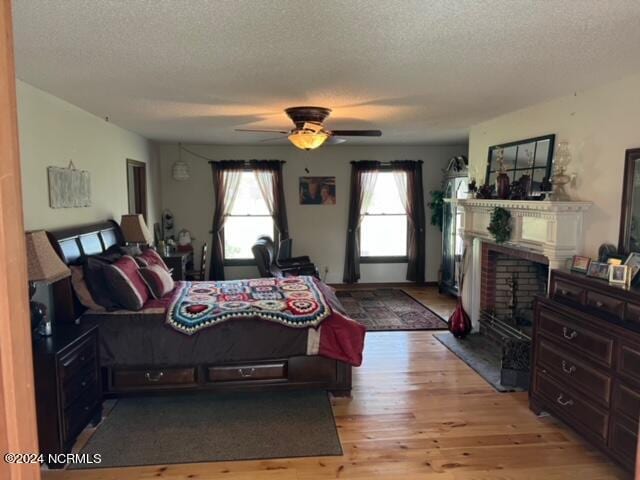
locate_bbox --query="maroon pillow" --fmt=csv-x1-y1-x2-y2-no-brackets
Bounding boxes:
139,264,175,299
103,255,150,310
135,249,170,271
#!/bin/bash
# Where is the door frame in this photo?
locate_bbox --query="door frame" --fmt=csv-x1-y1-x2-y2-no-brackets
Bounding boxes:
126,158,147,221
0,1,41,478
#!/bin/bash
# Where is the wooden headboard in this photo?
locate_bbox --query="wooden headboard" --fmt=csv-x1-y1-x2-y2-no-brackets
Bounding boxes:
47,220,124,324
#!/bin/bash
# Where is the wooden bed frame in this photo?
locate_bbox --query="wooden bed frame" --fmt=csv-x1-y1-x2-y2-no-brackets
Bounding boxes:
47,220,352,397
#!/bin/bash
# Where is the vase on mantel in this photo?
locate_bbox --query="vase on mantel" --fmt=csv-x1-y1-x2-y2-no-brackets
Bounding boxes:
496,172,510,199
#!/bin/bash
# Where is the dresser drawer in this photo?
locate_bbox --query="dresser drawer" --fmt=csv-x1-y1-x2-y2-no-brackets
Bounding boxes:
613,382,640,422
538,307,614,367
585,291,624,320
62,385,99,445
58,336,96,384
112,367,197,390
609,415,638,470
537,338,612,406
61,364,98,409
534,370,609,442
207,362,287,382
618,341,640,384
625,302,640,327
552,279,586,304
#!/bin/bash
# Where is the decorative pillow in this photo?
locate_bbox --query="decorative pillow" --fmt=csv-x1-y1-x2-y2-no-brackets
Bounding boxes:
139,264,175,299
82,256,121,310
135,249,170,271
70,266,105,312
103,255,150,310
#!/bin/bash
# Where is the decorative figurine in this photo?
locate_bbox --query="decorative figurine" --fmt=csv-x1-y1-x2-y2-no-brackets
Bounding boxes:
495,149,510,199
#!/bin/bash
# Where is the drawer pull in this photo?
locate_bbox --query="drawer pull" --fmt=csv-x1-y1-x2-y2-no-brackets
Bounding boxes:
561,289,569,296
238,368,256,378
145,371,164,382
561,360,576,374
595,301,604,308
556,394,574,407
562,327,578,340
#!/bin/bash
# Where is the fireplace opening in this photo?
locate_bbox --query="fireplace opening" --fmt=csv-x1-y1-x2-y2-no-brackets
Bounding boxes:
479,243,549,389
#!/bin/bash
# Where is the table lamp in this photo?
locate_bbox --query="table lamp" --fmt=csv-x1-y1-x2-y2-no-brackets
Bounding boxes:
120,214,153,246
25,230,71,336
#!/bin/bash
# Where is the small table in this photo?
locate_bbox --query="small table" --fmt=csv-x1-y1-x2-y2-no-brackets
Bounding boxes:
161,250,193,281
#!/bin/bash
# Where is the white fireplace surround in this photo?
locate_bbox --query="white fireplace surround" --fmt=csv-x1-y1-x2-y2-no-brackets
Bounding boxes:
455,199,592,329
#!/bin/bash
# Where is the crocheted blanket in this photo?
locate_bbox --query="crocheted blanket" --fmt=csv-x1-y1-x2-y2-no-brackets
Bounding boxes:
166,276,331,334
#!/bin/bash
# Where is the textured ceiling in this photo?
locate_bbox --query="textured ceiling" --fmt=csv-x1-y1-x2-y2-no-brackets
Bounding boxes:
12,0,640,145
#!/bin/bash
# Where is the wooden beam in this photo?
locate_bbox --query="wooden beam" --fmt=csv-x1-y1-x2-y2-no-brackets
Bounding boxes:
0,0,41,478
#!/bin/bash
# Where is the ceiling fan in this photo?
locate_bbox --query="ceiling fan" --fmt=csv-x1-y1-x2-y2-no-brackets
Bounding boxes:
235,106,382,151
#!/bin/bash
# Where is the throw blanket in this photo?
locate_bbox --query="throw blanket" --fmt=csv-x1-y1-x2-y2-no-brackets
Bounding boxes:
167,276,331,334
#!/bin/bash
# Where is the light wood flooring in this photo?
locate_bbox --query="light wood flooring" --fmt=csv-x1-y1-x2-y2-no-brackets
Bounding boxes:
43,289,629,480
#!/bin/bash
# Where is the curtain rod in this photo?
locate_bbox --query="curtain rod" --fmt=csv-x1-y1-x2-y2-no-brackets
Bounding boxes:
350,160,424,165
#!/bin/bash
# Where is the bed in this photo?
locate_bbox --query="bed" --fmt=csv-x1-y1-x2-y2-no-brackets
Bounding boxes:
47,220,364,397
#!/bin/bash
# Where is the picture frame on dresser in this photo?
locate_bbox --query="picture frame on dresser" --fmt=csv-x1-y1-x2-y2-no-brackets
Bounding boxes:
618,148,640,255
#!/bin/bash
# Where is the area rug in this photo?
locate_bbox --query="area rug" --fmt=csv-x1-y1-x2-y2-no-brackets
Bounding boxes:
71,390,342,469
335,288,448,331
434,332,525,393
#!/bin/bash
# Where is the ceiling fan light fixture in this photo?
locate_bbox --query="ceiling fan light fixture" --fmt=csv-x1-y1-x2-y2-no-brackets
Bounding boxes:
288,130,329,151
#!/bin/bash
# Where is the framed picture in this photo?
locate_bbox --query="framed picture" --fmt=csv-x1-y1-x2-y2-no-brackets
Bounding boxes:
586,261,610,280
624,252,640,281
570,255,591,273
609,264,630,285
299,177,336,205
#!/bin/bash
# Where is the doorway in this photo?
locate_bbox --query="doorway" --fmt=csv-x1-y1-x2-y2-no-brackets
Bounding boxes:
126,159,147,220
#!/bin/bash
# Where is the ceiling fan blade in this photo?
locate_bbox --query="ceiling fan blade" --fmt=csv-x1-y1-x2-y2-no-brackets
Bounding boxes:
326,136,347,145
330,129,382,137
235,128,290,134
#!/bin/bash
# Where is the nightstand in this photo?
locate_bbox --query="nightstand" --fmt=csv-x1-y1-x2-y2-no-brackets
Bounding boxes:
32,324,102,468
161,251,193,281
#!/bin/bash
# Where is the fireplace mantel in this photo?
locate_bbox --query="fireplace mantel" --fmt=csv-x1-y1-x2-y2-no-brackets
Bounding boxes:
456,199,592,267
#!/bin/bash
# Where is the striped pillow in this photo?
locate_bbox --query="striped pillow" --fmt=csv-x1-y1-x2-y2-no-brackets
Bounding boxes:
139,264,175,299
104,255,150,310
135,249,170,271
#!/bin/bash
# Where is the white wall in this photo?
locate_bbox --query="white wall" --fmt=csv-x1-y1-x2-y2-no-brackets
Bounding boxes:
468,71,640,258
157,144,467,283
17,81,161,232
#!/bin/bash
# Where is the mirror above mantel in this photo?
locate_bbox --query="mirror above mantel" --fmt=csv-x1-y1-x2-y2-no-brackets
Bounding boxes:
482,134,556,200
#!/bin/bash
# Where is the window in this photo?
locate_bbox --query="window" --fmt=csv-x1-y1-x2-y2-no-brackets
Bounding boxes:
360,171,407,260
223,171,274,262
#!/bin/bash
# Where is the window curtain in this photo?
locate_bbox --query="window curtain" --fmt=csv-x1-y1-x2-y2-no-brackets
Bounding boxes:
392,160,426,283
343,161,380,283
251,160,289,243
208,161,245,280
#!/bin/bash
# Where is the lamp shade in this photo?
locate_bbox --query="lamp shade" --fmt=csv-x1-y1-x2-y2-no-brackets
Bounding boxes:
120,214,153,245
25,230,70,284
288,130,329,151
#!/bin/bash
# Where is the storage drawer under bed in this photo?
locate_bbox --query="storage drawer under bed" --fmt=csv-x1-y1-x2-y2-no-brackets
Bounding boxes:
207,361,287,383
111,367,198,390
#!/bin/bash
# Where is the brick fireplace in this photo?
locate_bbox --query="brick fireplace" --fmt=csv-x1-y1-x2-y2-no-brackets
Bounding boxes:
477,243,549,388
480,242,549,333
455,199,592,389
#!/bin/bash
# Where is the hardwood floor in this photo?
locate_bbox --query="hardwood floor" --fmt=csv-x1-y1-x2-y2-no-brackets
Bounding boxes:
43,329,628,479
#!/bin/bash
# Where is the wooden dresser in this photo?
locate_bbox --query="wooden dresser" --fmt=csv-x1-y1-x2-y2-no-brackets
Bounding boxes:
32,324,102,468
531,269,639,472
